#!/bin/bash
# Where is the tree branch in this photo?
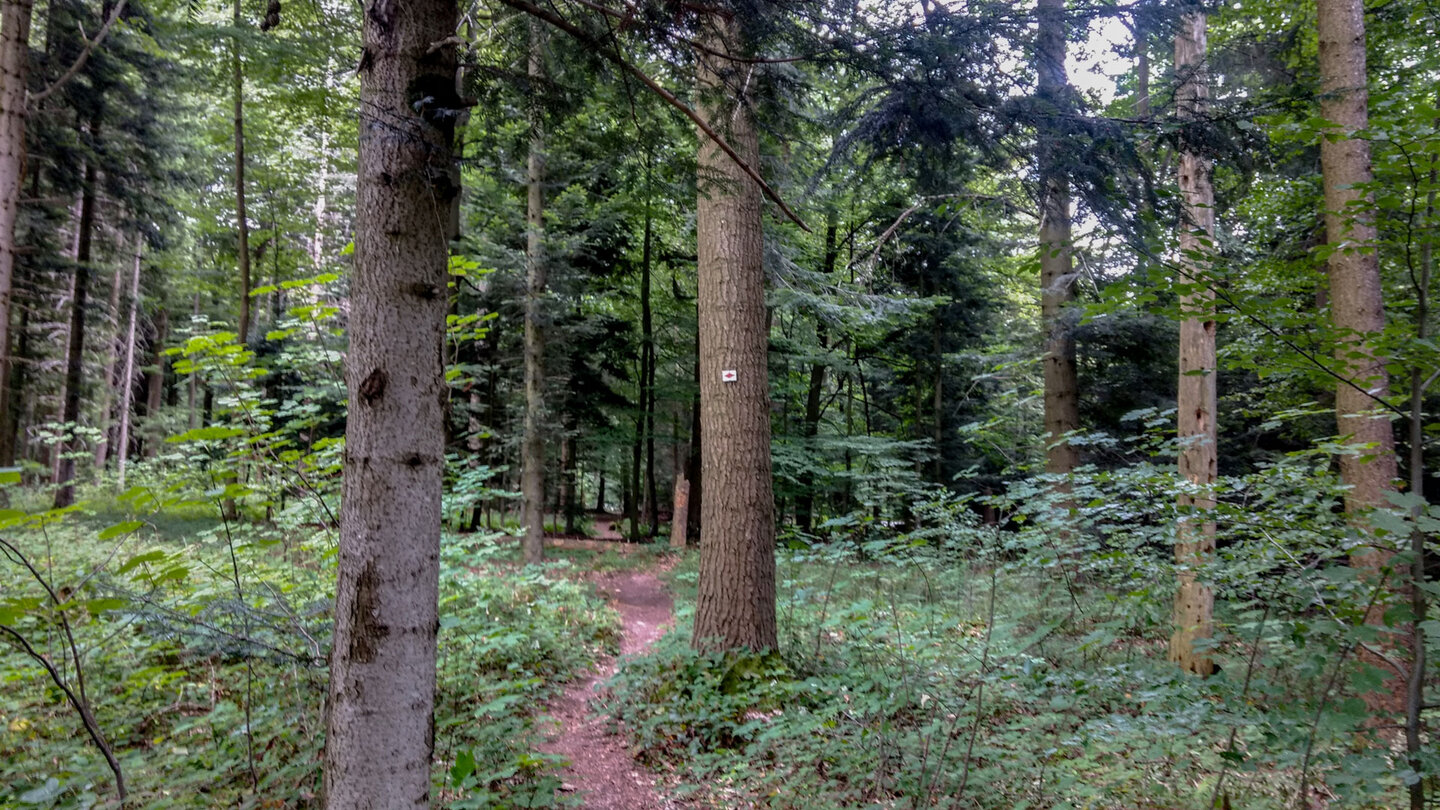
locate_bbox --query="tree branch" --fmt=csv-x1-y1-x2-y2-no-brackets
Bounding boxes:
497,0,811,232
30,0,130,106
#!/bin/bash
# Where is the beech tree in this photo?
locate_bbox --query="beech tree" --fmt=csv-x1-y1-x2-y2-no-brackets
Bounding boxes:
321,0,459,803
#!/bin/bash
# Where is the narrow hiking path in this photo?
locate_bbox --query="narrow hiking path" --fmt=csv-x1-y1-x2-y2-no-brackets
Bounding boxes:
538,568,674,809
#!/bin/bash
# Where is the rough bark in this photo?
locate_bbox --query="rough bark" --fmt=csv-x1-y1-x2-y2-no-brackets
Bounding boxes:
1316,0,1398,525
0,0,33,468
1168,12,1217,678
54,154,98,509
1037,0,1079,477
691,11,777,653
321,0,458,803
233,0,252,345
519,16,546,565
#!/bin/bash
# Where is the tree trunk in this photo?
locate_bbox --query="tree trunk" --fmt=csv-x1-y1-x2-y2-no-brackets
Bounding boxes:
0,0,32,469
1037,0,1080,477
233,0,251,345
560,425,577,534
1316,0,1399,525
143,306,167,458
642,191,658,538
54,152,98,510
94,263,124,472
1168,11,1217,678
797,220,837,533
321,0,458,803
1316,0,1403,719
117,237,141,490
519,17,546,565
691,12,777,652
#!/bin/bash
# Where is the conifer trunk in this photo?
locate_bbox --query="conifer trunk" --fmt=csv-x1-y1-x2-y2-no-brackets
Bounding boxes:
321,0,458,803
94,263,123,471
1169,12,1217,677
0,0,33,468
55,154,98,509
641,196,658,537
520,17,546,565
233,0,251,345
117,238,141,490
1316,0,1398,525
691,11,777,652
1037,0,1079,477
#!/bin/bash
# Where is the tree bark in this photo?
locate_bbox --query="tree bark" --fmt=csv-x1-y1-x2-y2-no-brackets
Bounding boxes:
1037,0,1079,477
94,263,124,472
0,0,33,468
641,188,658,537
143,306,167,458
54,151,99,509
1316,0,1403,720
519,16,546,565
117,237,141,490
1168,11,1217,678
691,11,777,652
321,0,458,803
233,0,252,345
1316,0,1398,525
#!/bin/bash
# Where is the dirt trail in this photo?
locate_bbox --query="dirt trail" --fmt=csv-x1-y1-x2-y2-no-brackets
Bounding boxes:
538,569,673,809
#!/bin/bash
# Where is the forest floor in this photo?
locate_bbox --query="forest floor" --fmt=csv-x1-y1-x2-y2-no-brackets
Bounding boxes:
537,565,675,809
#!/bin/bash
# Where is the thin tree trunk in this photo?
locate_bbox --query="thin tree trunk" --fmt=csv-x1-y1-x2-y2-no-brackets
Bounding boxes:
233,0,251,345
1037,0,1080,478
117,238,141,490
143,306,167,458
1168,12,1218,677
560,425,577,534
642,187,658,537
187,293,198,429
692,12,777,652
1404,151,1434,810
519,16,546,565
321,0,458,802
94,263,123,472
0,0,33,469
54,151,98,509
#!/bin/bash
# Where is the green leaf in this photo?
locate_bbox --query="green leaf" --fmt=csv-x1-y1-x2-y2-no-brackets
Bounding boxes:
451,748,477,785
167,426,246,443
98,520,143,540
18,777,62,804
117,550,168,575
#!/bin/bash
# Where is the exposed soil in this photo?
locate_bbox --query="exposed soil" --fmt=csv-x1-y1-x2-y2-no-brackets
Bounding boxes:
538,569,674,809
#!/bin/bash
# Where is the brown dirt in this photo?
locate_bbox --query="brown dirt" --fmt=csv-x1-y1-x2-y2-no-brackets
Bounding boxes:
537,569,675,809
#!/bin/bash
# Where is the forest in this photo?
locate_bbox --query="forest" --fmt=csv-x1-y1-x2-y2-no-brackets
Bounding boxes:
0,0,1437,806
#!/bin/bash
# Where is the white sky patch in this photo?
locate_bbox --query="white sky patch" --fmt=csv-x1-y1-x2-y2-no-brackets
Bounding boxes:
1071,14,1134,107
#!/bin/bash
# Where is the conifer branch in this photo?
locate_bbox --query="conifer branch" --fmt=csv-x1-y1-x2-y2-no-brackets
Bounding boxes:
31,0,130,106
498,0,812,232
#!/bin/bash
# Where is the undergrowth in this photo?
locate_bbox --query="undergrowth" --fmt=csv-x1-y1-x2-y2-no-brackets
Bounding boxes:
607,465,1438,809
1,497,619,809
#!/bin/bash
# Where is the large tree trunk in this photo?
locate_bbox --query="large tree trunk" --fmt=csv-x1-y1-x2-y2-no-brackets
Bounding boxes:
321,0,458,804
0,0,33,468
1315,0,1402,718
519,17,546,565
233,0,251,345
1168,11,1217,678
54,152,99,510
1316,0,1398,525
1037,0,1079,477
691,12,777,653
